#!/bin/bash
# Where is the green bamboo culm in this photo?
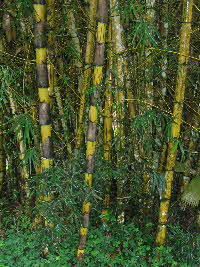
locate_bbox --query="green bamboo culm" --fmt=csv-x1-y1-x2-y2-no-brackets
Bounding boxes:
156,0,194,245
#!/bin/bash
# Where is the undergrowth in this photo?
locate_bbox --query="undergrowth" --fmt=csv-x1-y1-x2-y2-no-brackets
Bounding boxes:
0,218,199,267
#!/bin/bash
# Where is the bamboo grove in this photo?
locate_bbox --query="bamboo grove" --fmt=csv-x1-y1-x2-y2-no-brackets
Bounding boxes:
0,0,199,265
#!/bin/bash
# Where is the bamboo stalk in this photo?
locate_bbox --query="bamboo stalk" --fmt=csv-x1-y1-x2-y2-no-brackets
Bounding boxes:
2,11,16,42
110,0,126,224
6,86,30,200
0,114,5,194
67,1,82,70
47,0,72,154
181,105,200,192
145,0,155,105
159,0,168,100
77,0,108,261
33,0,53,171
101,22,113,221
75,0,98,148
66,0,83,112
156,0,194,245
140,0,156,217
33,0,54,228
47,0,55,99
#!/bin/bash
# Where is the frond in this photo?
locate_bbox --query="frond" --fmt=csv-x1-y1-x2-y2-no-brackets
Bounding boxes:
181,177,200,207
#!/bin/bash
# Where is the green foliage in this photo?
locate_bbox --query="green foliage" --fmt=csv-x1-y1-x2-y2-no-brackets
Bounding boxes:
85,85,101,99
131,109,172,154
168,224,200,266
129,20,159,49
132,109,172,136
7,114,36,147
0,222,199,266
23,147,39,173
174,161,187,173
0,66,9,109
118,0,160,49
6,113,39,172
119,0,145,25
1,65,35,107
170,138,186,161
0,226,78,267
3,0,33,18
66,43,82,65
30,159,86,226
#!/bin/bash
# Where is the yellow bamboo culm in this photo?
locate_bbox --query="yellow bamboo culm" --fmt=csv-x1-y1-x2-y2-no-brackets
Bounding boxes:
156,0,194,245
45,221,54,228
42,195,52,202
47,0,56,101
102,209,109,215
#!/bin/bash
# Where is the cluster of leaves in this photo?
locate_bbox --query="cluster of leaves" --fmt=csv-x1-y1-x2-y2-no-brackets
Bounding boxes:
131,109,172,150
0,219,199,267
118,0,160,49
29,155,86,227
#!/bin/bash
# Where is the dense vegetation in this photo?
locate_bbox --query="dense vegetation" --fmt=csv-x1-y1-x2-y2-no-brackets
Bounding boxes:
0,0,199,266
